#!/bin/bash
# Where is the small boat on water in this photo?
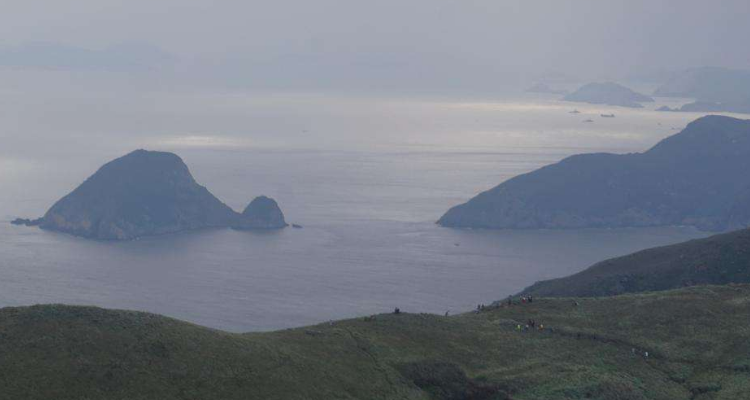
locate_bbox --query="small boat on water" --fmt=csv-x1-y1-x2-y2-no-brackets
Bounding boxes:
569,109,581,114
601,113,615,118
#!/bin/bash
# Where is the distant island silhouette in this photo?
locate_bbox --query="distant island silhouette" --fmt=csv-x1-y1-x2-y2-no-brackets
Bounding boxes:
563,82,654,108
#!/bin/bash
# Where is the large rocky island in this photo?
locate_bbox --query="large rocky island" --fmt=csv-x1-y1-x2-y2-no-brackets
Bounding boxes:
438,115,750,231
18,149,287,240
563,82,654,108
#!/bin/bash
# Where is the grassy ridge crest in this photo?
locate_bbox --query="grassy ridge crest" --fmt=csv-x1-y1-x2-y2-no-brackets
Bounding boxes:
1,285,749,399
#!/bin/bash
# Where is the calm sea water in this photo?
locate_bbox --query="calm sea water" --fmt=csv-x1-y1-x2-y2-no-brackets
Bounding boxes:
0,90,718,331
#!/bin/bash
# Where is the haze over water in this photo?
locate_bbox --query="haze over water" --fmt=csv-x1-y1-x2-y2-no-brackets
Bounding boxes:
0,90,719,331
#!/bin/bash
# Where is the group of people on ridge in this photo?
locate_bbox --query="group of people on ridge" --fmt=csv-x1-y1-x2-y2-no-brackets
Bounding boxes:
516,318,544,332
506,295,533,306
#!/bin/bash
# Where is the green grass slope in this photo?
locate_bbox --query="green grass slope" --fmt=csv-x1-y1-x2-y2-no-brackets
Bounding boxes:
1,285,750,399
521,228,750,298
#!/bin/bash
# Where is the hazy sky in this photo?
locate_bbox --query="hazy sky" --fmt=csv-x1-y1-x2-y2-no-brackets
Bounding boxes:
1,0,749,94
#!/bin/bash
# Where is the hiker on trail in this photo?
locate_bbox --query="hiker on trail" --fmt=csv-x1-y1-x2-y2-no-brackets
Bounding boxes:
539,324,544,331
644,351,649,358
394,307,400,314
517,324,522,331
507,296,512,306
445,311,450,317
529,296,533,303
521,297,526,304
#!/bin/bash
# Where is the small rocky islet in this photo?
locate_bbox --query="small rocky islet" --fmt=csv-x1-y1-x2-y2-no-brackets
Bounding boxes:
12,149,288,240
233,195,288,230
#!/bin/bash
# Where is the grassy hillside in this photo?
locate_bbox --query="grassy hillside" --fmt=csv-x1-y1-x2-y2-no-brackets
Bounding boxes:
521,228,750,298
1,285,750,399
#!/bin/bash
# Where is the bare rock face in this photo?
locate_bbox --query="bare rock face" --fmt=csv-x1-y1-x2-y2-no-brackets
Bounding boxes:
233,196,287,230
39,150,239,240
